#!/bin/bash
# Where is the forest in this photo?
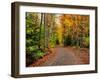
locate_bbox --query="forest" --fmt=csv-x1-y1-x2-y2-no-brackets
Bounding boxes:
26,12,89,66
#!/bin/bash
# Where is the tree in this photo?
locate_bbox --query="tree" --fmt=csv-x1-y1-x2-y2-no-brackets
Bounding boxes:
59,14,89,48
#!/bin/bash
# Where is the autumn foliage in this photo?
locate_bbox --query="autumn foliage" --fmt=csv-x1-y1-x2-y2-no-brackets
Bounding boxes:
26,12,89,66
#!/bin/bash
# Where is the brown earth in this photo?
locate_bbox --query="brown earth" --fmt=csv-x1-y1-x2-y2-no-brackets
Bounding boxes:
28,46,89,67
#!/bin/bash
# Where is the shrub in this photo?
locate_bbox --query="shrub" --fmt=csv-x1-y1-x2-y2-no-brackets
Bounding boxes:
84,37,89,48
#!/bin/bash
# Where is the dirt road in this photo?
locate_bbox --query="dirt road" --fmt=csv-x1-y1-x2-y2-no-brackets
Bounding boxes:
39,46,89,66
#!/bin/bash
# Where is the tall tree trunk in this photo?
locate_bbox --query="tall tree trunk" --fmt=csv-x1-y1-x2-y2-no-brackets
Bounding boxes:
43,13,46,50
39,13,43,49
44,14,48,50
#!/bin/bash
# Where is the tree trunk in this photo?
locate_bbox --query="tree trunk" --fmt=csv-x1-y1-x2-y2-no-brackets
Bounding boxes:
39,13,43,49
